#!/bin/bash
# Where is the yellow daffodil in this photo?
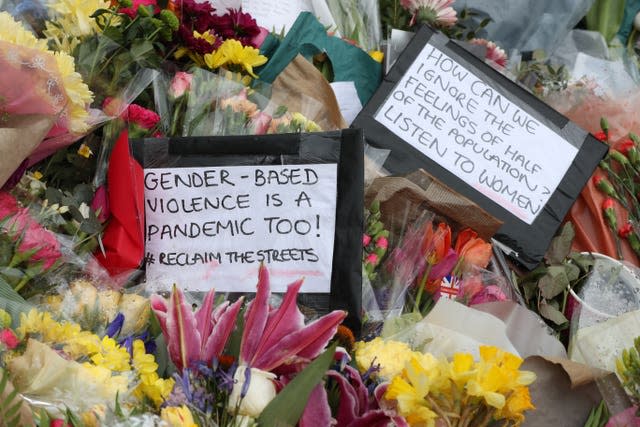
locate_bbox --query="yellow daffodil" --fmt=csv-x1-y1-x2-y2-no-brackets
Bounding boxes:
132,339,175,406
496,386,535,425
386,357,439,427
161,405,198,427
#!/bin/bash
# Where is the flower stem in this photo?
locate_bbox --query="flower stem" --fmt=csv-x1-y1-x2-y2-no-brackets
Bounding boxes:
414,262,432,313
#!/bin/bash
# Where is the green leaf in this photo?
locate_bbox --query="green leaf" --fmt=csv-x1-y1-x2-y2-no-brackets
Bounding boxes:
565,263,581,282
538,266,570,299
258,343,337,427
0,368,32,427
545,222,575,264
539,301,568,325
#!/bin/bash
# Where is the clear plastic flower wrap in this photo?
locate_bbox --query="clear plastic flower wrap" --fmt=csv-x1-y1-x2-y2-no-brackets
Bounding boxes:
154,68,328,138
323,0,382,52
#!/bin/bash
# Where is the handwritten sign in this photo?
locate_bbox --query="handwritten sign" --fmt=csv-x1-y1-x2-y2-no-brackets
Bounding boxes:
374,43,579,225
143,164,337,293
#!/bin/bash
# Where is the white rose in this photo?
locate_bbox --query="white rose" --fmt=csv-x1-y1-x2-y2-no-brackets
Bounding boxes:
228,366,277,418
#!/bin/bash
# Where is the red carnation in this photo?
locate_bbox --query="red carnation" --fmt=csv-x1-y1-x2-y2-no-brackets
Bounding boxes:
211,9,261,47
594,131,607,142
619,222,634,238
602,198,616,211
618,138,636,155
126,104,160,130
119,0,159,18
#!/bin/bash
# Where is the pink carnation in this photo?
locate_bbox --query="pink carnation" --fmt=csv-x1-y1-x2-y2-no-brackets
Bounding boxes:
376,236,388,249
0,192,20,219
0,328,19,350
169,72,193,98
126,104,161,130
365,253,378,265
362,234,372,246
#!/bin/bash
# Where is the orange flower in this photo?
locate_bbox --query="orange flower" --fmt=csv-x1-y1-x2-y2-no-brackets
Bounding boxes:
422,222,451,265
454,228,492,272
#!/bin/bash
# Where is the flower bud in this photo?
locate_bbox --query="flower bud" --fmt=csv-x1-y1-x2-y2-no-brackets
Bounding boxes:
362,234,372,246
592,175,618,198
228,366,276,417
610,150,630,166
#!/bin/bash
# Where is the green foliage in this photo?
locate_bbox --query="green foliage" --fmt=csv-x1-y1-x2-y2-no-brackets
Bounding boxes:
518,223,594,335
0,368,28,427
617,336,640,406
258,343,337,427
583,400,610,427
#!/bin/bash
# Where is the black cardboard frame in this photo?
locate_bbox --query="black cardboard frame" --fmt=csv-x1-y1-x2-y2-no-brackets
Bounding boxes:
131,130,364,334
352,26,608,269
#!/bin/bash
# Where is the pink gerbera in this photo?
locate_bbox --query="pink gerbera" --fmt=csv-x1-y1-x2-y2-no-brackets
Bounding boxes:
470,38,508,68
401,0,457,28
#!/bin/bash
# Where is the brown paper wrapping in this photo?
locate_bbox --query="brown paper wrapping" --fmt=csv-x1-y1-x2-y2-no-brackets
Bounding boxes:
271,54,347,130
365,169,503,242
0,114,54,188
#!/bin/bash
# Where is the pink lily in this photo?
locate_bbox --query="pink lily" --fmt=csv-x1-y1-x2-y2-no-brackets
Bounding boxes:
240,264,347,372
151,285,243,372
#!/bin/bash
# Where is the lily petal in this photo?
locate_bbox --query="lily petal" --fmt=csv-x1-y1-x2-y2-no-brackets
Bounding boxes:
240,264,270,365
195,288,216,346
166,285,201,372
327,371,359,425
298,382,334,427
253,310,346,371
201,297,243,362
253,278,305,359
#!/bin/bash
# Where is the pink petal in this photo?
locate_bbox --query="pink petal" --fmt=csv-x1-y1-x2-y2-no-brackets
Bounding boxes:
166,285,201,372
253,310,346,371
327,371,360,425
150,295,168,335
343,364,369,413
195,288,216,347
253,279,305,358
240,264,271,365
348,410,405,427
429,248,458,281
298,382,334,427
201,298,243,362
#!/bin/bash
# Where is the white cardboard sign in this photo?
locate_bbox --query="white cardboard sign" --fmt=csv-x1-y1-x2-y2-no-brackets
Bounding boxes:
375,43,579,225
143,164,337,293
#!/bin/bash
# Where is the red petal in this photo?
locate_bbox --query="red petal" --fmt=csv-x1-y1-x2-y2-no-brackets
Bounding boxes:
240,264,270,365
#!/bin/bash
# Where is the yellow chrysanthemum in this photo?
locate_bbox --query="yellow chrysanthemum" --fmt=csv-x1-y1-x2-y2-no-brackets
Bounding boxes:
354,338,416,380
132,339,174,406
0,12,93,134
204,39,267,78
46,0,110,37
194,30,216,45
